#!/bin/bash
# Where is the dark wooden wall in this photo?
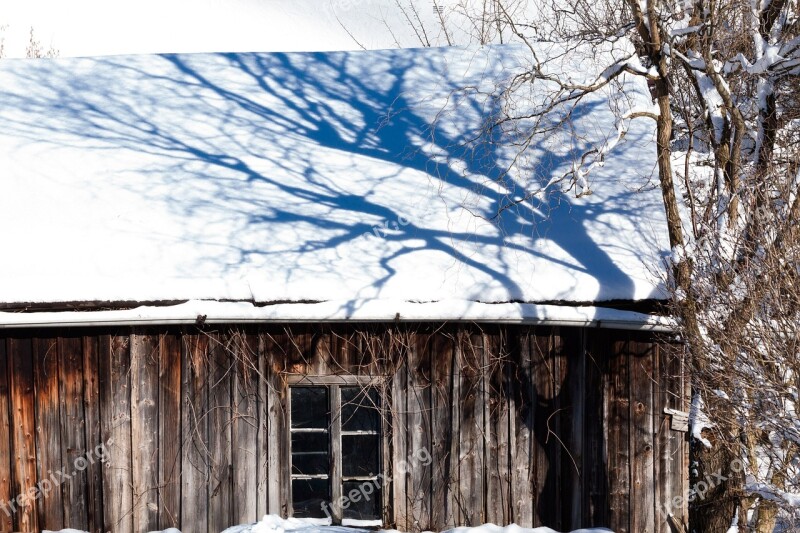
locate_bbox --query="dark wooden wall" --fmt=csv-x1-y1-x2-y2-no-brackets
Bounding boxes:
0,324,687,533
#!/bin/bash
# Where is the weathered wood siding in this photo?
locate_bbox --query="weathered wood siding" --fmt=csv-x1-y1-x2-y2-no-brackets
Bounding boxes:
0,324,687,532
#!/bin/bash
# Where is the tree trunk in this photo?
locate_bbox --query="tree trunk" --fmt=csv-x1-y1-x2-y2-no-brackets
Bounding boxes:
689,440,739,532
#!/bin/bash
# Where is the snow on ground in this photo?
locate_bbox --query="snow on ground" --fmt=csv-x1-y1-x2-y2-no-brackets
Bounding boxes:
1,0,541,58
0,43,668,311
222,516,614,533
47,514,615,533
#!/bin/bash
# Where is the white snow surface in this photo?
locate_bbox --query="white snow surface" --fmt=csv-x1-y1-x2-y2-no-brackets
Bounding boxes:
0,299,674,329
0,43,669,309
224,515,614,533
46,515,614,533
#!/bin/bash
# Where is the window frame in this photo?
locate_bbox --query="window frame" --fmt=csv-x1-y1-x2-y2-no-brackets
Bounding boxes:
286,375,387,526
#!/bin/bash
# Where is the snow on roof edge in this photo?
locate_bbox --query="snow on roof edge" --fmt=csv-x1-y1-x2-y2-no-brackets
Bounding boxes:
0,299,676,331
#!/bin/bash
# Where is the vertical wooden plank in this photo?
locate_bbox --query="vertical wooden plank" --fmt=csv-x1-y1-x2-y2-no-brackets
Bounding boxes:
343,325,365,376
484,331,501,525
83,335,104,533
531,330,547,528
456,329,484,526
366,326,385,377
653,341,666,533
583,329,609,527
256,331,269,519
407,330,432,531
330,385,343,523
33,337,63,531
330,325,352,375
292,324,318,376
0,338,14,532
655,341,686,531
511,329,534,527
381,346,393,528
265,330,288,517
390,332,408,531
158,332,182,529
130,332,159,532
311,327,335,376
181,332,209,533
8,336,39,532
607,331,631,533
99,334,134,533
551,328,567,532
232,332,258,523
445,331,461,528
485,329,511,525
430,331,455,529
208,332,232,531
59,336,89,530
531,328,558,528
681,342,690,530
293,326,311,374
500,330,512,526
630,333,656,533
560,329,584,530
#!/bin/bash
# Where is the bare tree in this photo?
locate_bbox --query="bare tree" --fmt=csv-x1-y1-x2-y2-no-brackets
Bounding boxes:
358,0,800,530
25,27,59,59
0,26,59,59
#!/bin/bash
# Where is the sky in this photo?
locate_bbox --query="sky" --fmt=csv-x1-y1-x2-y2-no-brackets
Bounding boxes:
0,0,474,57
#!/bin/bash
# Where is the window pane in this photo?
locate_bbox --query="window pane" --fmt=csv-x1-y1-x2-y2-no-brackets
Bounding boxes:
292,431,328,454
292,478,330,518
342,480,381,520
291,432,330,476
341,387,380,432
292,454,329,477
291,387,328,429
342,434,379,477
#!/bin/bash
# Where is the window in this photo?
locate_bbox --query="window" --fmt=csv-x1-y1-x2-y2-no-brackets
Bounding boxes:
289,382,384,526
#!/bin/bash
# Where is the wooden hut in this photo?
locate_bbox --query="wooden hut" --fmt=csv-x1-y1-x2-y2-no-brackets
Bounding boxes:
0,44,687,532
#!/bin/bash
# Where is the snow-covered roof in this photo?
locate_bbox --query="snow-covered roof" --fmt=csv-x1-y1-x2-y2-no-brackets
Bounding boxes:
0,44,669,321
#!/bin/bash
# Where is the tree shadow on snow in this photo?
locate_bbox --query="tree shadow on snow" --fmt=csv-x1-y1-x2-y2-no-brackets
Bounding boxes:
0,48,665,310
